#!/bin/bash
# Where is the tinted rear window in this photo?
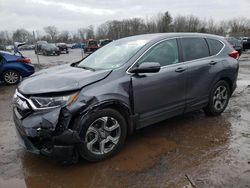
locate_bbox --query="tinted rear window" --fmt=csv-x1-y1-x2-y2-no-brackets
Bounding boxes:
181,38,209,61
207,38,224,56
89,41,98,46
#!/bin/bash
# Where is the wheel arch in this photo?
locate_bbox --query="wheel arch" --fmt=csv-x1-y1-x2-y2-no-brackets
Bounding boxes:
78,100,136,135
1,68,21,79
219,77,233,95
1,68,21,84
210,73,234,97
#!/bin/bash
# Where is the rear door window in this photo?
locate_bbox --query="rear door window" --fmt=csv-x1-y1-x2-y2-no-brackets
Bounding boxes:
181,38,210,61
207,38,224,56
137,39,179,67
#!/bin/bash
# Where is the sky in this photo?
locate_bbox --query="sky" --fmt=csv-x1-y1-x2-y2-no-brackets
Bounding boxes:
0,0,249,31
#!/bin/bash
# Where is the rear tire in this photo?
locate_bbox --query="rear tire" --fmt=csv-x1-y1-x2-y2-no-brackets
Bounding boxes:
2,70,20,85
77,108,127,162
204,80,230,116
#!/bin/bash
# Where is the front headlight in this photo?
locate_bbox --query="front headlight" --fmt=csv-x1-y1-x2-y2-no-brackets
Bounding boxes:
30,92,78,109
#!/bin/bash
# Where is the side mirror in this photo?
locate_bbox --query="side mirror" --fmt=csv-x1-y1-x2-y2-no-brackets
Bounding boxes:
130,62,161,74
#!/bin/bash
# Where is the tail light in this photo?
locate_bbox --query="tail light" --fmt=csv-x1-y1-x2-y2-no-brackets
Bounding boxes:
228,50,239,59
17,57,31,63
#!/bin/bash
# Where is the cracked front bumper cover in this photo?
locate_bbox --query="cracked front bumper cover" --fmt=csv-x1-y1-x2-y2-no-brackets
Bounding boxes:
13,107,81,162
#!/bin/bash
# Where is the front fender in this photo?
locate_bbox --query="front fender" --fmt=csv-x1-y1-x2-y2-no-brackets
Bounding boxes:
71,99,136,136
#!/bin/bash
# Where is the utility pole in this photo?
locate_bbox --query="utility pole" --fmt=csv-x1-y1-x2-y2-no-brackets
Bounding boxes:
33,30,41,69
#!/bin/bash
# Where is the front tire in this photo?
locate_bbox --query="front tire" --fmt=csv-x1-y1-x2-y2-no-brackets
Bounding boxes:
77,108,127,162
204,80,230,116
2,70,20,85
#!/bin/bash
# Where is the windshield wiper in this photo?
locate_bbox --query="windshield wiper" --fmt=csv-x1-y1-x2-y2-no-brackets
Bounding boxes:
77,66,96,71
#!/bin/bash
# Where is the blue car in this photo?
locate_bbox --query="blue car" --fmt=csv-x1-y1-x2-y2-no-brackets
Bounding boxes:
0,50,35,85
71,42,85,49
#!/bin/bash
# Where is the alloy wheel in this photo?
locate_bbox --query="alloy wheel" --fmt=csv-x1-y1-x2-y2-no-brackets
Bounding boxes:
213,85,228,111
3,71,20,84
85,116,121,155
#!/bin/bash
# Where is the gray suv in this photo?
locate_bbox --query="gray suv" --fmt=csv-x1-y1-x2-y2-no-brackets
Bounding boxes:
13,33,239,163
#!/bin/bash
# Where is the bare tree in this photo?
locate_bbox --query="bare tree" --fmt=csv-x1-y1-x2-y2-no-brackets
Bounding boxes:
86,25,95,39
157,11,173,32
58,30,69,42
78,28,86,41
12,29,32,42
228,18,250,37
96,24,109,39
144,16,158,33
2,11,250,45
0,31,12,45
44,25,58,42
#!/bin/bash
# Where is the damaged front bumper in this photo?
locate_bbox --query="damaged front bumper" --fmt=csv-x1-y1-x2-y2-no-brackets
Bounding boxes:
13,100,81,163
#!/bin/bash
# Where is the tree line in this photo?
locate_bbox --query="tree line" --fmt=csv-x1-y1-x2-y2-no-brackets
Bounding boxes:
1,11,250,45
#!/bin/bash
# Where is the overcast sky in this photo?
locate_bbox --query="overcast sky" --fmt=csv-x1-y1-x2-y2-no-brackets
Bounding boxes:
0,0,249,31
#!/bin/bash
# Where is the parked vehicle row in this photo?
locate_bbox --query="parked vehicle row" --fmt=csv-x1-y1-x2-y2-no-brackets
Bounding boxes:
241,37,250,51
84,39,99,53
56,43,69,54
33,39,112,56
99,39,113,47
71,42,85,49
12,33,239,164
18,44,35,51
35,41,60,56
226,37,242,56
84,39,113,53
69,39,113,50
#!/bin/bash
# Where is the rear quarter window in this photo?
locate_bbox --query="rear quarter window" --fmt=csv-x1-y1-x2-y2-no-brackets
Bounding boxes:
181,38,210,61
206,38,224,56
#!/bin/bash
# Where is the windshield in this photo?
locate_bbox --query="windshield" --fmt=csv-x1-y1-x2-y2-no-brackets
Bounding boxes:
78,39,148,70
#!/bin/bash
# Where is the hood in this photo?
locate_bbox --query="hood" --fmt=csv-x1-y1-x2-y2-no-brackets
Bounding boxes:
18,64,112,95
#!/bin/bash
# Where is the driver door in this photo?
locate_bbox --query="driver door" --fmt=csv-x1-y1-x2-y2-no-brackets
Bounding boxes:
131,39,188,128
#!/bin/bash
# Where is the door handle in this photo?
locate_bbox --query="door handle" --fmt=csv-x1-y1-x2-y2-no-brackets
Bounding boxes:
175,67,186,73
209,61,217,65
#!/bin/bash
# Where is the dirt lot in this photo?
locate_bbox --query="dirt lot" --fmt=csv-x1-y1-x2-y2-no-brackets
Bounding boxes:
0,51,250,188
